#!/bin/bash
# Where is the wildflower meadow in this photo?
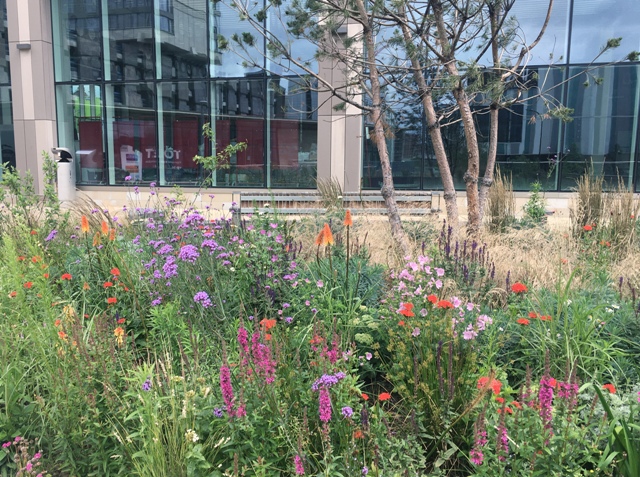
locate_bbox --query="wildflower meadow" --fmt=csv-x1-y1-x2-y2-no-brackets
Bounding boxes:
0,164,640,476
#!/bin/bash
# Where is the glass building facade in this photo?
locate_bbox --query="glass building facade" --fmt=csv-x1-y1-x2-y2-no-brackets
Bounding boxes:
0,0,14,174
51,0,318,187
362,0,640,192
17,0,638,193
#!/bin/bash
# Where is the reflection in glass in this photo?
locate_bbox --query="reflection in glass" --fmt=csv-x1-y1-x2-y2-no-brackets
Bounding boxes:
159,81,208,185
210,1,264,77
105,83,157,184
561,65,639,190
56,84,104,184
269,78,317,187
0,86,14,171
159,0,208,79
0,0,9,85
570,0,640,64
52,0,103,81
105,1,155,81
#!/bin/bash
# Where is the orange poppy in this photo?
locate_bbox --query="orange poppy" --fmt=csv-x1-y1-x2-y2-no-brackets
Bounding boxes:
583,224,592,231
436,300,454,309
602,383,616,394
378,392,392,401
361,393,369,401
427,294,438,304
107,297,117,304
516,318,530,325
61,273,72,281
111,267,121,276
8,291,16,298
353,430,364,439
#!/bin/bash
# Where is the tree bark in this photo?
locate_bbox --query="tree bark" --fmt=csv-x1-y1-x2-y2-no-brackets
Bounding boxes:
397,13,460,234
355,0,411,255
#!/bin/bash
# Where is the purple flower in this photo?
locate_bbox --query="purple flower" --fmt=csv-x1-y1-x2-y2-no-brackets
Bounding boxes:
45,230,58,242
142,378,152,391
162,256,178,278
194,291,212,308
124,175,132,181
178,244,200,263
311,372,347,391
213,407,224,418
362,466,368,475
341,406,353,418
411,327,421,337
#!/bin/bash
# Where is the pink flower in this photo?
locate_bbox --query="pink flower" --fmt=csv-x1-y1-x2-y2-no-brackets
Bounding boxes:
319,387,332,423
2,442,10,448
219,365,235,417
294,455,305,475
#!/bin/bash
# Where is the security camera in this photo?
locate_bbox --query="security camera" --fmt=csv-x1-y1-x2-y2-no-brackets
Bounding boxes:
51,147,73,161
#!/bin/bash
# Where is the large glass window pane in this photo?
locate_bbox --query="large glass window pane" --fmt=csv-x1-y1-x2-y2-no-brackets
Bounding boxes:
52,0,103,81
159,81,208,185
0,0,10,85
561,65,639,190
486,67,564,191
269,78,317,188
570,0,640,64
56,84,104,184
210,1,264,77
105,83,157,184
159,0,208,79
0,86,14,172
105,0,155,81
509,0,570,65
213,79,265,186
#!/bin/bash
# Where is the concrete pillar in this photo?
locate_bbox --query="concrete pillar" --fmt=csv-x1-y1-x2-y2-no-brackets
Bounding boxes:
7,0,56,194
316,22,363,193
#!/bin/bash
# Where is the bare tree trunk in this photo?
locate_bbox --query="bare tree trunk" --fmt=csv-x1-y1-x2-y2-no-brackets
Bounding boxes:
355,0,411,255
432,1,481,236
479,106,499,222
397,14,460,234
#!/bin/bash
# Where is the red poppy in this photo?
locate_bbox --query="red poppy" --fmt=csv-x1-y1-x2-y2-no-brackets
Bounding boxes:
398,320,405,327
436,300,454,309
58,331,68,340
583,224,592,231
497,407,513,414
103,281,114,288
539,315,552,321
361,393,369,401
30,230,37,235
43,273,49,279
117,318,126,324
378,392,392,401
54,319,62,327
511,400,522,409
353,430,364,439
23,282,33,289
61,273,72,281
496,397,505,404
17,256,25,261
603,383,616,394
427,294,438,304
398,302,415,317
111,267,121,277
107,297,117,304
528,312,538,319
516,318,530,325
511,282,527,293
548,378,558,388
8,291,16,298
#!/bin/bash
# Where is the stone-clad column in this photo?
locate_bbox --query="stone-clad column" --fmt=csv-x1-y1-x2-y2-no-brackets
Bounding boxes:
7,0,56,194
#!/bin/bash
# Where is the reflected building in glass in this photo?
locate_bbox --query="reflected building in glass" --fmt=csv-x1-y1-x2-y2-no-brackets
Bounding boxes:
1,1,640,192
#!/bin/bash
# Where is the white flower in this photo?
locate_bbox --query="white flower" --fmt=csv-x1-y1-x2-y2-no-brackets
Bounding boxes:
185,429,199,443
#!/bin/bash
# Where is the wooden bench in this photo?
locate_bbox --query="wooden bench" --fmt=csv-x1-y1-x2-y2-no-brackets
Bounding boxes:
231,190,440,215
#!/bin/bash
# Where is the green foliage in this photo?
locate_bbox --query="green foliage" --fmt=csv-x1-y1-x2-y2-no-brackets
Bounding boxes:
521,181,547,226
193,123,247,187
